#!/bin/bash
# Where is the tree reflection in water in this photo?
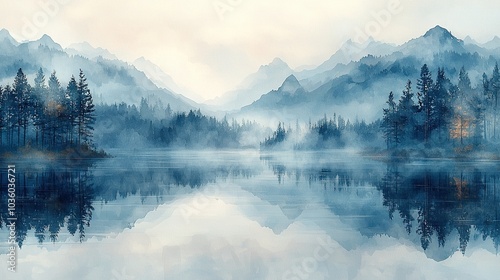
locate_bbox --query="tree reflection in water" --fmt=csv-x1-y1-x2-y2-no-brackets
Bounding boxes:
2,154,500,256
0,164,95,247
0,156,260,247
378,164,500,254
263,153,500,255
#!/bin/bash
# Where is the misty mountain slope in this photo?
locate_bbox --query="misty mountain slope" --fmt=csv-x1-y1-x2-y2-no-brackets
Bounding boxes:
397,25,468,60
481,36,500,50
25,34,64,52
298,61,357,92
132,57,202,108
0,30,20,59
208,57,294,110
242,75,306,109
0,29,19,46
238,26,500,123
133,56,180,92
297,38,397,82
66,42,118,60
0,31,196,111
241,56,420,121
294,26,468,95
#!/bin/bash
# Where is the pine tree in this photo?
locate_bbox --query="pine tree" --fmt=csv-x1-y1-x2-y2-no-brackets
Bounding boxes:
491,62,500,139
433,68,451,142
382,91,402,149
32,68,47,146
338,115,346,131
417,64,434,142
140,97,150,119
0,86,5,146
47,71,65,148
4,85,16,147
458,67,472,95
34,68,46,94
397,80,416,142
483,73,491,140
469,92,486,147
13,68,32,146
165,103,172,119
66,76,78,145
76,70,95,146
275,122,286,143
452,68,474,146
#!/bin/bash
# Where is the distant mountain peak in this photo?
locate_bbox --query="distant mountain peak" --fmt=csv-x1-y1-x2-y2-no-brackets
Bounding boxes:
483,36,500,50
338,36,384,59
261,57,290,70
38,34,57,45
270,57,286,65
0,28,18,46
397,25,465,58
69,41,93,49
213,56,295,110
284,74,299,83
135,56,148,63
66,41,118,60
40,34,53,41
30,34,63,51
423,25,455,40
346,36,375,46
0,29,14,38
277,74,302,94
463,35,478,45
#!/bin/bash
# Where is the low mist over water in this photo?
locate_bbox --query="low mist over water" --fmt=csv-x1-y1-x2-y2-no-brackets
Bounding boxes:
1,149,499,279
2,1,500,278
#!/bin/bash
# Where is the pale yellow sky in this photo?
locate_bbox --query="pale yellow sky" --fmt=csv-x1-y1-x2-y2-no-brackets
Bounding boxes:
1,0,500,102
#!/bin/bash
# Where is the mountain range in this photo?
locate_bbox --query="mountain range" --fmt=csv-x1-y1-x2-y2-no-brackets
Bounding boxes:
235,25,500,123
205,57,294,111
1,26,500,124
0,29,195,112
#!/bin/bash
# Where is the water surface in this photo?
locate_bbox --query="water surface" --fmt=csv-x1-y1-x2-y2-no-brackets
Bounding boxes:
1,149,499,279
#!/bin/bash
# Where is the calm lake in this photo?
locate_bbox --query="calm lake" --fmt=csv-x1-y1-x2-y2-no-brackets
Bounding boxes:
1,149,500,279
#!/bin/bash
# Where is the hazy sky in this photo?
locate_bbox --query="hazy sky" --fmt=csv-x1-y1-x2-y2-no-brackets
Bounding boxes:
1,0,500,102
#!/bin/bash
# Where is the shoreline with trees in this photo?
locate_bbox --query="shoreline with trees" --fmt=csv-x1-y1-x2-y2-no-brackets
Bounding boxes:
5,62,500,162
261,62,500,161
379,63,500,160
0,68,106,160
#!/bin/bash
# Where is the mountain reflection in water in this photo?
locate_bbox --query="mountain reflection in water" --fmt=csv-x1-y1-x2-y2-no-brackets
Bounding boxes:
1,151,499,259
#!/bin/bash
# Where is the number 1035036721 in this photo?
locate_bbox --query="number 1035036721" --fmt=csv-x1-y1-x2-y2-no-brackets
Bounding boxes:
7,165,16,216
